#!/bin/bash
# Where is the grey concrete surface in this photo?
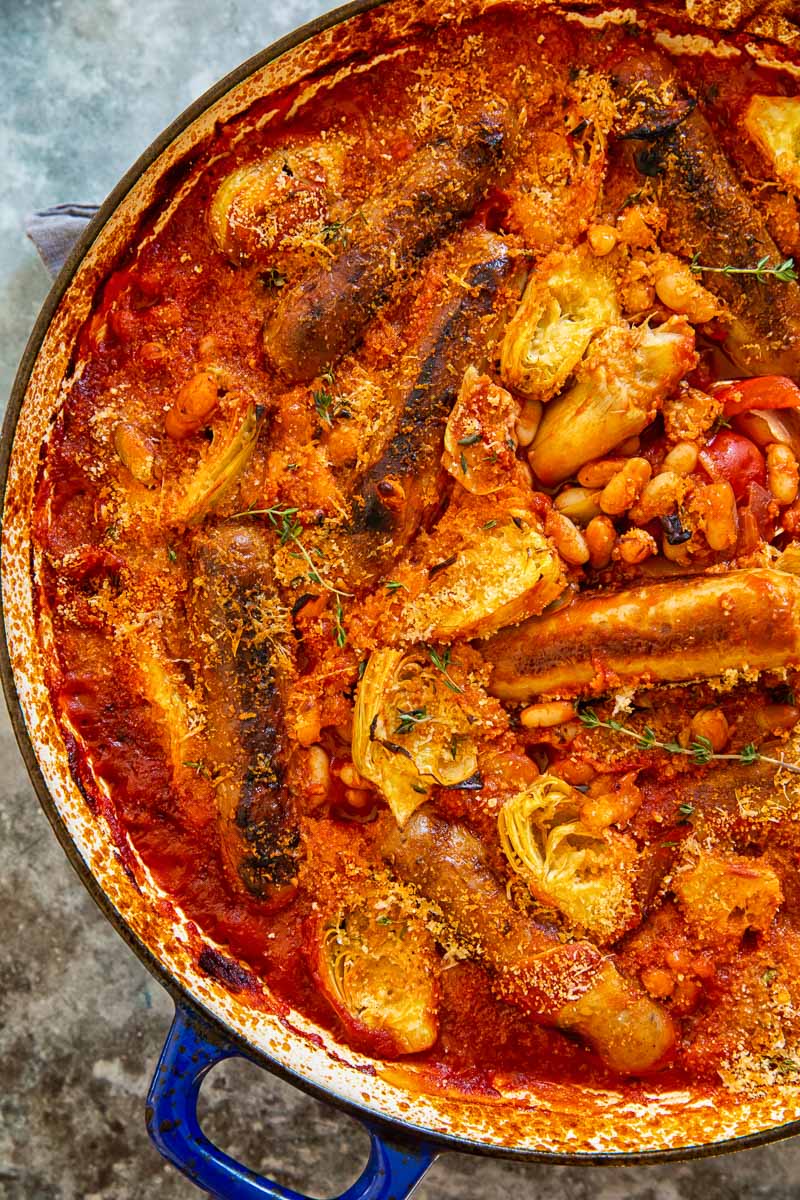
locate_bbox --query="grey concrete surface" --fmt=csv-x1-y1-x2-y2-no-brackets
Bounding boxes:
4,2,800,1197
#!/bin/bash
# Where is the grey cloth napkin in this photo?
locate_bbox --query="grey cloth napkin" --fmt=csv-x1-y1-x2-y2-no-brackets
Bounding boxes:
26,204,99,278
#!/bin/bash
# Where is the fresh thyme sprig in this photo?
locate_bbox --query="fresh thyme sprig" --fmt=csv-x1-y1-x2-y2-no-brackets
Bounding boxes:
182,759,209,777
427,646,463,694
230,503,351,645
577,706,800,774
689,253,798,284
395,707,429,735
332,596,347,649
321,212,365,247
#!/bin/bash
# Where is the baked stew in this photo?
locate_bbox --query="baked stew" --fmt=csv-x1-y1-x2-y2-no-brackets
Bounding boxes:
32,3,800,1096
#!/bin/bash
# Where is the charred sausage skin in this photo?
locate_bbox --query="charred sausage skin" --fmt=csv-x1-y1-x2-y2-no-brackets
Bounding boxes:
189,525,299,900
347,229,517,582
264,103,518,383
610,51,800,376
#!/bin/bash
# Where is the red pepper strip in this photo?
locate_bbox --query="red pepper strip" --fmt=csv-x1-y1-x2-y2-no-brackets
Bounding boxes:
714,376,800,416
698,431,766,502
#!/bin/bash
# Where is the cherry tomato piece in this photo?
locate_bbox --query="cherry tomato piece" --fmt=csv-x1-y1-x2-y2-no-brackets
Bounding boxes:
714,376,800,417
698,431,766,501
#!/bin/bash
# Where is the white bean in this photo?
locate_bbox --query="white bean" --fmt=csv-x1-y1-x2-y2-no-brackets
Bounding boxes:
661,442,698,476
546,510,590,565
520,700,576,729
515,399,543,448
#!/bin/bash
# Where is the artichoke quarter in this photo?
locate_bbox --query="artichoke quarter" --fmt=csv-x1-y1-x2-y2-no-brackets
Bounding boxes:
169,404,262,527
352,648,479,827
529,316,697,485
498,774,639,943
744,95,800,196
499,243,619,402
310,898,439,1056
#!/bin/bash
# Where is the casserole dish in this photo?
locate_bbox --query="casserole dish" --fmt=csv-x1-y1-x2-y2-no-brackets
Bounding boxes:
3,0,800,1194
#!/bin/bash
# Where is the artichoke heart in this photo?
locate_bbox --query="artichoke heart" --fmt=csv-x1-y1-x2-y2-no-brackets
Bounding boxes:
529,316,697,486
744,95,800,195
353,648,478,827
316,902,438,1055
395,503,565,642
498,774,638,943
171,405,262,527
500,244,619,402
209,149,331,263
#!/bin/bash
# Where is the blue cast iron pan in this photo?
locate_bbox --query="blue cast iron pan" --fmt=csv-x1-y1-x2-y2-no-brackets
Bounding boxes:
4,2,800,1194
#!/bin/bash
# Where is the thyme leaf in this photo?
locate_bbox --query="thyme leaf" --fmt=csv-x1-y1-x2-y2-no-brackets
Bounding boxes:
182,760,208,777
428,645,463,694
395,707,429,735
333,596,347,648
313,388,335,424
313,375,350,426
322,220,348,246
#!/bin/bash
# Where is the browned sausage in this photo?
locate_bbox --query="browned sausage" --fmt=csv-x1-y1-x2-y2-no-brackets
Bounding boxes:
264,102,517,383
189,524,299,900
344,228,517,585
384,808,675,1073
610,52,800,377
484,568,800,701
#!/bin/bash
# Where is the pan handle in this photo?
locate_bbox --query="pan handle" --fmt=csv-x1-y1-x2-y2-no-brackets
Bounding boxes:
146,1003,438,1200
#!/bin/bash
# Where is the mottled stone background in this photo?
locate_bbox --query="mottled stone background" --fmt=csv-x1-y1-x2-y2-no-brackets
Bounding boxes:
3,2,800,1196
